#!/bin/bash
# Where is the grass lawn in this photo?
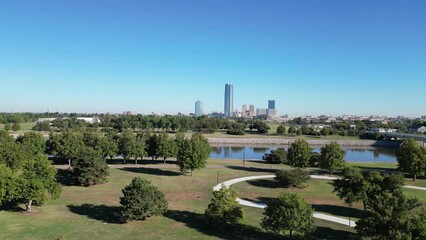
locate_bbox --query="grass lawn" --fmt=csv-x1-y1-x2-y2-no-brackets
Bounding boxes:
1,159,358,240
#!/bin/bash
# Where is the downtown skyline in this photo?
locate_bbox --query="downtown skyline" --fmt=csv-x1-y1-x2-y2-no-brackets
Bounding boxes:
0,0,425,117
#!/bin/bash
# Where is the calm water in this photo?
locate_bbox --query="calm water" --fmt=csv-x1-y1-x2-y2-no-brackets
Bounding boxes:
210,145,397,162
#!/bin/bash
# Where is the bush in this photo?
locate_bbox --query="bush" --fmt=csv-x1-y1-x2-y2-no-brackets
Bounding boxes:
32,122,51,131
11,123,20,131
120,177,168,221
275,169,310,188
72,147,109,186
262,149,287,164
205,187,244,230
276,125,286,135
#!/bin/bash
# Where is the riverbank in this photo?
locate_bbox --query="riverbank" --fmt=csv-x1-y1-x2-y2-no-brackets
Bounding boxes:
207,137,401,147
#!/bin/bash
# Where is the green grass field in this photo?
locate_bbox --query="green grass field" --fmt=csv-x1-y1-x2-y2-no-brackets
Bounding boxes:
0,159,359,240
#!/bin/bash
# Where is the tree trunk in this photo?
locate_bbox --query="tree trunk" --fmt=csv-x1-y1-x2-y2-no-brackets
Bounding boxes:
135,158,138,165
163,158,166,164
26,199,33,213
123,158,126,164
191,170,193,177
362,201,367,211
289,229,292,237
413,173,416,182
68,159,71,169
330,170,333,176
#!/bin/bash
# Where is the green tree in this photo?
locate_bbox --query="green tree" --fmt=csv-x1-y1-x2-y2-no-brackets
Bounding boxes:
120,177,168,221
396,138,426,181
32,121,51,131
19,155,61,212
205,187,244,230
287,139,312,168
0,164,17,206
118,130,139,164
288,125,296,134
4,123,11,131
319,141,345,175
261,192,315,237
276,125,286,135
411,208,426,239
157,132,177,164
72,147,109,186
262,149,287,164
46,132,85,168
99,131,119,160
146,133,159,160
176,134,211,176
11,122,20,131
333,167,404,211
275,169,310,188
356,190,420,239
16,132,46,156
0,139,28,171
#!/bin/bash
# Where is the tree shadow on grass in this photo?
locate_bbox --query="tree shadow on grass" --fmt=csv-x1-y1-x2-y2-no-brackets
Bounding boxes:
247,179,278,189
226,165,278,173
165,210,286,239
67,204,125,224
313,226,358,240
0,202,25,212
118,167,181,176
312,204,365,220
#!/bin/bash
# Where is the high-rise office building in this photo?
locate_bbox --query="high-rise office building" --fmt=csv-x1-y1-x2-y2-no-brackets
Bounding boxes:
242,104,247,116
195,100,203,117
268,100,275,110
249,105,255,116
224,84,233,117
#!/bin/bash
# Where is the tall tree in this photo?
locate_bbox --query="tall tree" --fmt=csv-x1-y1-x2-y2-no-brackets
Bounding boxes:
319,141,345,175
46,132,85,167
396,138,426,181
120,177,168,221
11,122,20,131
176,134,211,176
205,187,245,230
0,138,28,171
276,125,286,135
356,190,421,239
287,139,312,168
0,164,17,206
157,132,177,164
16,132,46,156
99,131,119,160
72,147,109,186
146,133,159,160
261,192,315,237
118,130,137,164
19,155,61,212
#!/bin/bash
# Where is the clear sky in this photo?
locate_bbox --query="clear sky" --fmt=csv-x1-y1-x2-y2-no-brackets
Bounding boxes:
0,0,425,117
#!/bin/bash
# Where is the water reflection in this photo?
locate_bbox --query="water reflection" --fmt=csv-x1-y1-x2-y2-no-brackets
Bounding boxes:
210,145,396,162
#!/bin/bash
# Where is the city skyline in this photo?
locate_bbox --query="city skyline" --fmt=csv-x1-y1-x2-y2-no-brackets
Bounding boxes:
0,1,425,117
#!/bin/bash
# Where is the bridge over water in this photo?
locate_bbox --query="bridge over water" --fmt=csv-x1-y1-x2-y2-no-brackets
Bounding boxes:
381,132,426,146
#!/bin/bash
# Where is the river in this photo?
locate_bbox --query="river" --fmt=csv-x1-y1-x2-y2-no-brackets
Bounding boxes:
210,145,397,162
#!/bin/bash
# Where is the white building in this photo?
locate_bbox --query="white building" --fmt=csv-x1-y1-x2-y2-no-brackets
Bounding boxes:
77,117,101,124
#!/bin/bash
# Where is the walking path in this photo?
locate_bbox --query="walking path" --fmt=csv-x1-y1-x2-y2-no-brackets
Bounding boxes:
212,174,426,228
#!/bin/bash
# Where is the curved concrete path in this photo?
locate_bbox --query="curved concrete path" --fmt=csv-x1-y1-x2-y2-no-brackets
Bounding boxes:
213,174,426,228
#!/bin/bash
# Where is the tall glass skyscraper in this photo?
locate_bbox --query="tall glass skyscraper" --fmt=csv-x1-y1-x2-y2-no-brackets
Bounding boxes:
195,100,203,117
224,84,233,117
268,100,275,110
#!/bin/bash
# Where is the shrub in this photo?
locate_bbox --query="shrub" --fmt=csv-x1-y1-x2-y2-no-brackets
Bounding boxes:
275,169,310,188
205,187,244,229
262,149,287,164
120,177,168,221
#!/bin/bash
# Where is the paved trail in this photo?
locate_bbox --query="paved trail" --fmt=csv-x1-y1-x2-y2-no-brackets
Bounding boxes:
213,174,426,228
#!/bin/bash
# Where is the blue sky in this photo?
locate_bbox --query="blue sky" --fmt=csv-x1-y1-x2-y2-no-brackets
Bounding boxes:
0,0,425,117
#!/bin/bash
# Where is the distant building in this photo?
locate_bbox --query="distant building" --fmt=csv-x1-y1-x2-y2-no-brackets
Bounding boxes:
256,108,267,116
77,117,101,124
266,109,277,117
242,104,247,116
268,100,275,110
422,115,426,120
123,111,133,116
36,118,57,123
195,100,203,117
249,105,255,116
409,125,426,134
224,84,233,117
